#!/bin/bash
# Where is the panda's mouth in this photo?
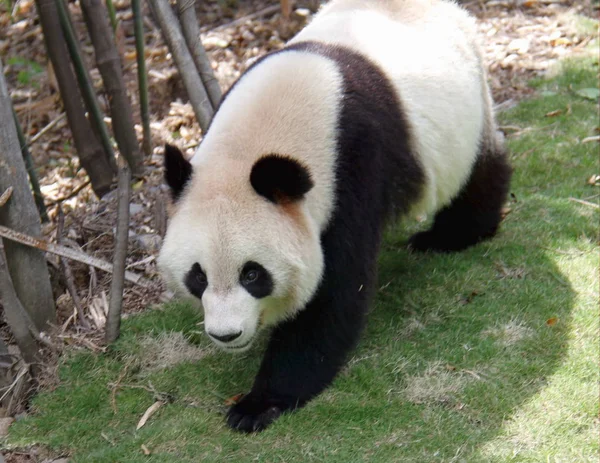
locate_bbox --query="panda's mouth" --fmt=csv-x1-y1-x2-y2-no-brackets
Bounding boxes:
221,338,254,353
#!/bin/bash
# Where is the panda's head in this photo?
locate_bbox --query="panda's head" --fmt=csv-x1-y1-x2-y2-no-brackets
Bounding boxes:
158,145,324,353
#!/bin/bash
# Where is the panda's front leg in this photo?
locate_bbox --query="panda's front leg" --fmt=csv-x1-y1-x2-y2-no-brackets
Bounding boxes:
226,274,372,433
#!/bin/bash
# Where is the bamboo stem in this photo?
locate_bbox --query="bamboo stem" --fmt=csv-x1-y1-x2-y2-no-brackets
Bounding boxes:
132,0,152,155
177,0,221,110
34,0,114,197
11,106,48,222
105,156,131,343
105,0,118,32
0,243,40,364
55,0,117,172
147,0,213,131
0,56,56,329
80,0,144,176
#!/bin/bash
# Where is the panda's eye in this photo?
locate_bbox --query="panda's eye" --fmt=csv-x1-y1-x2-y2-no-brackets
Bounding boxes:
196,271,207,285
240,261,273,299
243,269,259,284
184,263,208,300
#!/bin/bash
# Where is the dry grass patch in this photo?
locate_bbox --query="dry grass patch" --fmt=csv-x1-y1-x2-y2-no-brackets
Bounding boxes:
403,361,471,405
482,319,535,347
138,332,212,371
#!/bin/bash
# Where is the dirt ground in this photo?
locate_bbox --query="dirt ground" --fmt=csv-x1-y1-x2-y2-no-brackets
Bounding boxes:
0,0,597,460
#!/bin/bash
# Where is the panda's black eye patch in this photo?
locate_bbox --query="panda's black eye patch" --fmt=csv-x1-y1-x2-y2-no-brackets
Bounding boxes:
240,262,273,299
184,263,208,300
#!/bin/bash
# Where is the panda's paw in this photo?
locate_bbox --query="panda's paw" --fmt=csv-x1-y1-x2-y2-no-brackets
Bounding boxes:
408,230,459,253
408,230,442,252
226,393,284,433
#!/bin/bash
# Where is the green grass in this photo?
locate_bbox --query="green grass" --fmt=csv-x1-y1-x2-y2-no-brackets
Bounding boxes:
6,58,599,462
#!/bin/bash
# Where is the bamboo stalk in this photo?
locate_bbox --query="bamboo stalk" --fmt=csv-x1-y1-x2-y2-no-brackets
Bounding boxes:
34,0,114,197
105,156,131,343
11,106,48,222
147,0,213,131
105,0,118,32
132,0,152,155
177,0,221,110
80,0,144,176
0,243,39,364
0,57,56,329
55,0,117,172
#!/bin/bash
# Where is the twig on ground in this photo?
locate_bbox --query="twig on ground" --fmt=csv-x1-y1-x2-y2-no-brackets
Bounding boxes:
126,255,155,270
0,366,29,403
57,207,90,330
46,180,91,206
568,197,599,209
61,306,78,332
28,113,66,146
0,225,150,287
110,358,134,413
101,432,117,446
136,401,164,430
28,329,58,351
581,135,600,144
0,187,13,207
461,369,484,381
58,334,106,352
203,5,280,33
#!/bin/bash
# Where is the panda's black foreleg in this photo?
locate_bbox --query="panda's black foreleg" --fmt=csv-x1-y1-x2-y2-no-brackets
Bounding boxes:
227,221,379,433
409,146,512,253
226,286,371,432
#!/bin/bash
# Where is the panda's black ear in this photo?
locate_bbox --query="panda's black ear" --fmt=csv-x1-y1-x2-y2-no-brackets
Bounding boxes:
164,144,193,201
250,154,314,204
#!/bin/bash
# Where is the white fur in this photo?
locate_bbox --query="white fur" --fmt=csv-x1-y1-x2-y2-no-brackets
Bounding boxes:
159,0,494,350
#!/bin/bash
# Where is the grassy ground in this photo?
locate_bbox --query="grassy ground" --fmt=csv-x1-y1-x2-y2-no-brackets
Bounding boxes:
5,57,599,462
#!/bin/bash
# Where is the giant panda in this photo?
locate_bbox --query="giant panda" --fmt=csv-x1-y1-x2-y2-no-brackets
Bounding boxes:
158,0,512,433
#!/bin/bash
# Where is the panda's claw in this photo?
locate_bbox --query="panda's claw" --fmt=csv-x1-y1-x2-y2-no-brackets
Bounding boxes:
226,394,283,433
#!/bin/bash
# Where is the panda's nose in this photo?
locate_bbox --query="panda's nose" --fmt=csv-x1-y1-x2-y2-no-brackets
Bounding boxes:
208,330,242,343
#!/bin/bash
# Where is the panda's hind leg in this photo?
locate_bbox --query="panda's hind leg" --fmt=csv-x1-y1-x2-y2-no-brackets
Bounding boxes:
409,144,512,253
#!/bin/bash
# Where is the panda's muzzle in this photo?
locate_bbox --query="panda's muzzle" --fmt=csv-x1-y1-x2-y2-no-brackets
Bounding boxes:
208,330,242,343
207,330,255,352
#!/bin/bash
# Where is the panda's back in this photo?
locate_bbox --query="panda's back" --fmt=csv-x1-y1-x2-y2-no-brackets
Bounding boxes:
290,0,486,216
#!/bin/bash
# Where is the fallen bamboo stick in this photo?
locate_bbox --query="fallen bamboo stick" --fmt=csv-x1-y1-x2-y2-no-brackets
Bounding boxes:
0,225,150,287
